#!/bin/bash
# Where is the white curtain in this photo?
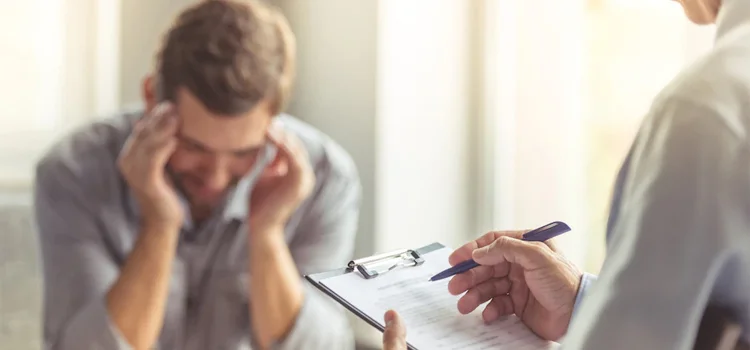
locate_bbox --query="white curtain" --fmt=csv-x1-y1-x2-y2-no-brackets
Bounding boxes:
0,0,120,187
481,0,714,270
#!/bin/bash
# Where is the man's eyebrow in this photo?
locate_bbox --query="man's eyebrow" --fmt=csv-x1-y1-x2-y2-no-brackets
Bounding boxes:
178,134,212,152
177,134,263,155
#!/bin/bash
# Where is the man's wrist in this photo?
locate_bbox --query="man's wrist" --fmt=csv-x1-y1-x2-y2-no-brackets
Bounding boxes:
248,223,287,250
141,217,181,234
249,218,286,235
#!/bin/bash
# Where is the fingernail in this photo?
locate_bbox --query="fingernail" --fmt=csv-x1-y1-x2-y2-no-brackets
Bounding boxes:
384,311,395,326
165,113,176,124
154,102,173,117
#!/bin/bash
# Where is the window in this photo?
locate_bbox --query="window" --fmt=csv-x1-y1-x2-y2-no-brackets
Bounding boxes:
0,0,120,187
582,0,713,271
483,0,714,272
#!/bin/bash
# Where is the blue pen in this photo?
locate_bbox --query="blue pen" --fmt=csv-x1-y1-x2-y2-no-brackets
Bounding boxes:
428,221,571,282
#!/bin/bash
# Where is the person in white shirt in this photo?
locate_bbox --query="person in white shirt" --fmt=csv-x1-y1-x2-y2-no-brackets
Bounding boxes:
383,0,750,348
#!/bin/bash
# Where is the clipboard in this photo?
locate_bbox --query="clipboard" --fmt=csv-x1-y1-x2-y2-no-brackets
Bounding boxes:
305,242,445,350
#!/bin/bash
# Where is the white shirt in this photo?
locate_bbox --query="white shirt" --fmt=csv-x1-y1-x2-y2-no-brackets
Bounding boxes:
564,0,750,348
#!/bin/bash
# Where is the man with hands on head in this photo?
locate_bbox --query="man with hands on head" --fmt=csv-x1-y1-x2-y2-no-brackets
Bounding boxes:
384,0,750,348
35,1,360,350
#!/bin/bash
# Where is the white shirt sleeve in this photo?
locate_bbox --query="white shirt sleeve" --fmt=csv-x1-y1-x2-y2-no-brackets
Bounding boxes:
562,98,750,350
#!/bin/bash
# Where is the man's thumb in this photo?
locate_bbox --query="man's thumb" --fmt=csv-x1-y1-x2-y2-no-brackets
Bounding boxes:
383,310,407,350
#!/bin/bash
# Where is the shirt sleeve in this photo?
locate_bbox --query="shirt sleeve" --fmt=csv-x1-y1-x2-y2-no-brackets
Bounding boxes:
272,163,362,350
34,155,132,350
571,273,598,319
562,99,749,350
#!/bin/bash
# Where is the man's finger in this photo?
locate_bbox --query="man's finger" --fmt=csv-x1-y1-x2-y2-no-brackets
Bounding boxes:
259,152,289,179
140,102,173,132
447,263,510,295
383,310,407,350
456,277,511,315
135,103,177,148
448,230,527,266
266,125,309,175
472,236,552,271
141,117,178,155
482,295,514,323
149,138,178,171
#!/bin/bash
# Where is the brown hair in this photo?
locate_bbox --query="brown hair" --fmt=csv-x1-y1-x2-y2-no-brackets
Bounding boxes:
155,0,295,116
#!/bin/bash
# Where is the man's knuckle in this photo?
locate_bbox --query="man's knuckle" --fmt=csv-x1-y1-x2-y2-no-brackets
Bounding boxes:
528,242,550,255
494,236,510,247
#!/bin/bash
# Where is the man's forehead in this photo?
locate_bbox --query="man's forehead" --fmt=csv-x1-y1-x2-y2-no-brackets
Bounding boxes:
177,121,267,153
171,89,273,151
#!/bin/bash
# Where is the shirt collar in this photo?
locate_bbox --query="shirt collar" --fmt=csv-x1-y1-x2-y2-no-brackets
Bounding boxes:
221,143,278,221
715,0,750,43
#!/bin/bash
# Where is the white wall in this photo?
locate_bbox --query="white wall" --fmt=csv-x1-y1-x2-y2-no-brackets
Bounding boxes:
119,0,195,105
276,0,379,258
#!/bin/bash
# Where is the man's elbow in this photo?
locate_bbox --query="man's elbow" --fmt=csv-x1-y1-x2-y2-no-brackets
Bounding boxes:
272,294,354,350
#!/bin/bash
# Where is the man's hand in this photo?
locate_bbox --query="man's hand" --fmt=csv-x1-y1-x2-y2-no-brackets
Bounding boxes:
448,230,582,341
245,124,315,347
382,310,407,350
117,103,182,228
248,124,315,231
108,103,185,349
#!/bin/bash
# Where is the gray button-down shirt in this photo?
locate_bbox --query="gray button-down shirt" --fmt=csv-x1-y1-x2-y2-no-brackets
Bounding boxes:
34,111,361,350
566,0,750,348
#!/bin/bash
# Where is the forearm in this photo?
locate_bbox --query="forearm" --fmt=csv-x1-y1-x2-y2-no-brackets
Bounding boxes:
248,224,304,349
105,222,180,350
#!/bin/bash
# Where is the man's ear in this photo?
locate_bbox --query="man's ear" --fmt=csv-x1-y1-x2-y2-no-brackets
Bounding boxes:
142,74,158,111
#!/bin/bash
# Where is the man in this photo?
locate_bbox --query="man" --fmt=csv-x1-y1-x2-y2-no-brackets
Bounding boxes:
384,0,750,348
35,1,360,349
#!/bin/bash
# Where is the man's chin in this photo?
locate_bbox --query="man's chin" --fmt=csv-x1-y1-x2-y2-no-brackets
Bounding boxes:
189,196,221,209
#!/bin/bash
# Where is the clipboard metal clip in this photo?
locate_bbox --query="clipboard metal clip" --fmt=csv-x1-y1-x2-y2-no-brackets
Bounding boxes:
347,248,425,279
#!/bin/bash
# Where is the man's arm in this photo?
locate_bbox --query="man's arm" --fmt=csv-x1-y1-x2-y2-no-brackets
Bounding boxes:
105,220,180,350
35,159,133,350
36,158,182,350
563,99,747,349
39,105,186,350
249,163,361,350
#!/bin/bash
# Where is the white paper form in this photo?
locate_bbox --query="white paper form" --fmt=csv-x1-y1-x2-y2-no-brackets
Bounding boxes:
320,247,558,349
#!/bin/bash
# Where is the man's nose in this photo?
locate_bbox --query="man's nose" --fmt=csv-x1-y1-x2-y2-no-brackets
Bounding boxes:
202,156,233,190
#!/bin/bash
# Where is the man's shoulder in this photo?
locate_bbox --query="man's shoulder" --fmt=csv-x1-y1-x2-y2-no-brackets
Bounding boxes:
651,29,750,140
35,111,137,191
278,114,359,182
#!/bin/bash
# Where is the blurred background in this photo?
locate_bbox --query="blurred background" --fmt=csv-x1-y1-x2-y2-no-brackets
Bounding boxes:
0,0,715,349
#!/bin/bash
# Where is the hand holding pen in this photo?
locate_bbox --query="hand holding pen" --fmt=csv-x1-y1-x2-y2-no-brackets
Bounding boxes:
430,221,571,281
438,221,584,342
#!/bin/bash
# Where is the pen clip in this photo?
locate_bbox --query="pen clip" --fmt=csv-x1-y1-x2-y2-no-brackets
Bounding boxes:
521,221,571,241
